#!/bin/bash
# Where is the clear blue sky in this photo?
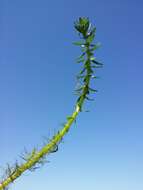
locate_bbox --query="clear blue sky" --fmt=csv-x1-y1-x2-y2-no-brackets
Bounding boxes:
0,0,143,190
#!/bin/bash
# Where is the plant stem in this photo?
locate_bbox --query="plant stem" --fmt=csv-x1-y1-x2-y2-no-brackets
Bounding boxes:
0,105,81,190
0,17,100,190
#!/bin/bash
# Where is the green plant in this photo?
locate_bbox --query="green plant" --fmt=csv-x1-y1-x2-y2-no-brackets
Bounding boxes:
0,17,102,190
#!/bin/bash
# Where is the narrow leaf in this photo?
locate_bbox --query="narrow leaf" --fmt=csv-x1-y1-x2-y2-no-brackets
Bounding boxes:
92,60,103,66
73,41,85,46
89,87,98,92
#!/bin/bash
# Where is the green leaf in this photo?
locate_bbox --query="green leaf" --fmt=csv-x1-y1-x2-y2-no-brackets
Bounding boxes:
76,75,85,79
76,52,85,63
86,27,96,43
73,41,85,46
89,87,98,92
89,68,94,74
78,52,86,59
85,96,94,101
80,67,86,74
91,65,98,68
92,60,103,66
90,43,101,51
50,144,58,153
75,86,83,93
81,46,87,52
74,17,90,34
79,17,89,28
76,58,85,63
87,33,95,44
67,116,73,120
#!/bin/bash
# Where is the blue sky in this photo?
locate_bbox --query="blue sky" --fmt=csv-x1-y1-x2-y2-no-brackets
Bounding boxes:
0,0,143,190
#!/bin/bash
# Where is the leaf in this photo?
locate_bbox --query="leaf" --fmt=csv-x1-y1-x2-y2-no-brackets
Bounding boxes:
79,17,89,30
50,144,58,153
80,67,86,74
76,75,85,79
87,33,95,44
88,68,94,74
73,41,85,46
76,53,85,63
76,86,83,91
67,116,73,120
81,46,86,52
92,60,103,66
83,75,89,83
91,65,98,68
75,17,90,34
86,27,96,43
85,96,94,101
90,43,101,51
77,52,86,59
89,87,98,92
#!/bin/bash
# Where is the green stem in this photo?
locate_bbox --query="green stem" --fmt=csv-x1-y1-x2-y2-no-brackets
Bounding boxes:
0,17,99,190
0,104,81,190
0,44,92,190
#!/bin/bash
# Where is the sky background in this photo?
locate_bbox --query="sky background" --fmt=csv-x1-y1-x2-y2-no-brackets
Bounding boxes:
0,0,143,190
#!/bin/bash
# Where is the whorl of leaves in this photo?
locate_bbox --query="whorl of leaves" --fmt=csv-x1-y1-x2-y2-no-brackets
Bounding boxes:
74,17,103,111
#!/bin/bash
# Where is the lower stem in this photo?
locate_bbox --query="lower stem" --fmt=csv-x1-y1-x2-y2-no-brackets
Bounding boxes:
0,104,81,190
